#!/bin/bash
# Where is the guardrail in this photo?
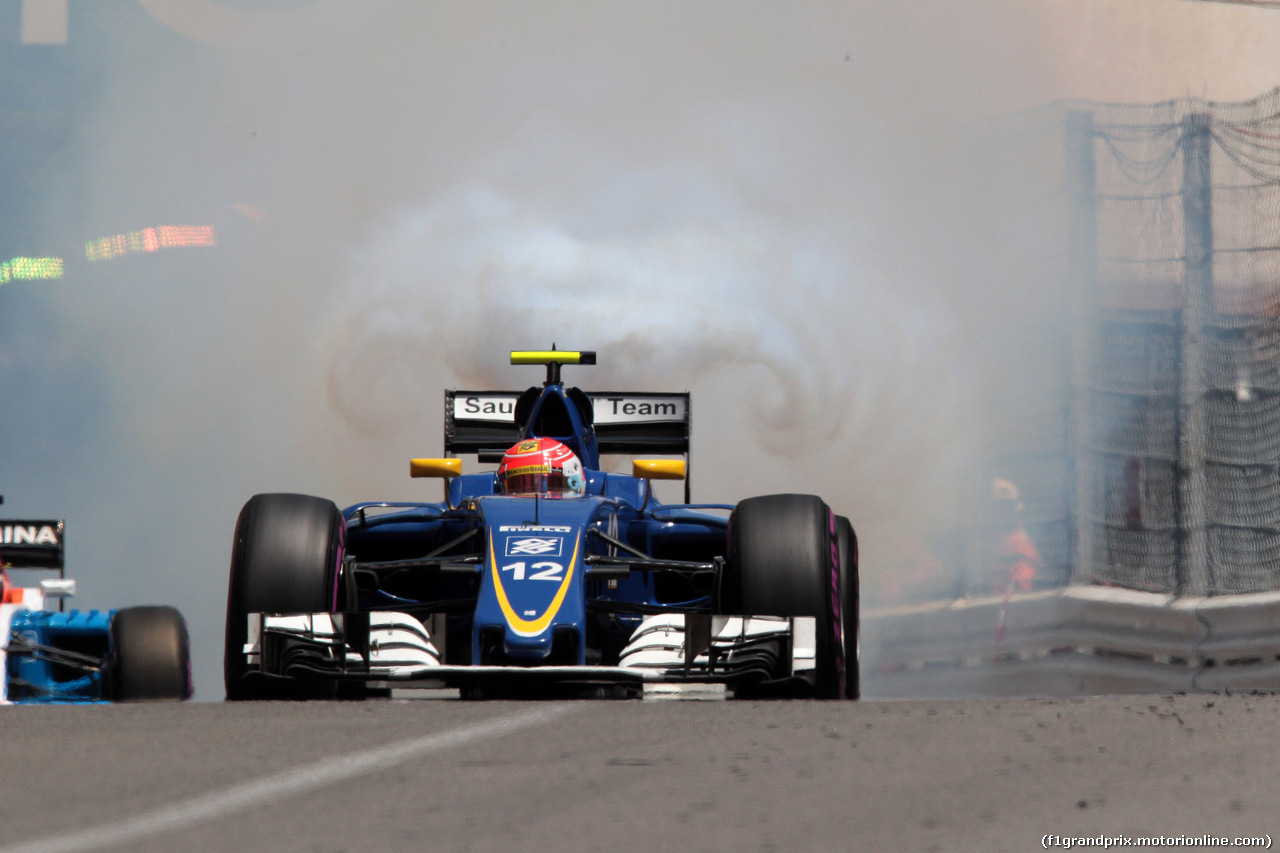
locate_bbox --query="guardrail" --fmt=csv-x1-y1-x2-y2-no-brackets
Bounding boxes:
861,586,1280,697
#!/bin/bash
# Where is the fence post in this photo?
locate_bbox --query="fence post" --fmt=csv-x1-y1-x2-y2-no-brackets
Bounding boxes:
1066,111,1098,586
1179,112,1213,596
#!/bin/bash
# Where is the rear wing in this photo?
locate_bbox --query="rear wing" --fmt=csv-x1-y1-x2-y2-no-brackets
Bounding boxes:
0,520,65,573
444,389,690,459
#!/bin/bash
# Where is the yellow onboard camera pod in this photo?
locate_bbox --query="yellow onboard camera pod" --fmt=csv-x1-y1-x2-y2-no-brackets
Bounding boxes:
412,458,463,509
632,459,686,480
410,458,462,478
633,459,687,511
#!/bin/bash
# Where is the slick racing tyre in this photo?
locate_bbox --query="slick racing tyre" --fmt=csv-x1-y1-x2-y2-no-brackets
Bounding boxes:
110,605,193,702
224,493,345,700
835,515,860,700
727,494,850,699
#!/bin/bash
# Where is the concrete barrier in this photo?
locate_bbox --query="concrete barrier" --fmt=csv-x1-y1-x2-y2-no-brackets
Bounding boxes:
861,586,1280,697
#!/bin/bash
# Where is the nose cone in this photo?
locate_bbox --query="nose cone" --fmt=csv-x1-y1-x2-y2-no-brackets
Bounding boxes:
502,629,553,661
474,509,594,666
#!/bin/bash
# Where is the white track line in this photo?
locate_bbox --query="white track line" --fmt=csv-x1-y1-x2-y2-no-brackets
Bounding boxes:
0,703,582,853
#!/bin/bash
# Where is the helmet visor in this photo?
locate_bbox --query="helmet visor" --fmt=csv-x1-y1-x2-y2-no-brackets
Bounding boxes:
501,472,574,497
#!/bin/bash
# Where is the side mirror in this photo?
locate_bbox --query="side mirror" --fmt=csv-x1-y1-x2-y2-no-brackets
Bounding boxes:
632,459,686,480
39,579,76,598
410,458,462,478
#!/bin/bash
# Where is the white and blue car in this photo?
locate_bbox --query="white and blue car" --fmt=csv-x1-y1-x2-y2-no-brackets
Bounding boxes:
1,514,191,703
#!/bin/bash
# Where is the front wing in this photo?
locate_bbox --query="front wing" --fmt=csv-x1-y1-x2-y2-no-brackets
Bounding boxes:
241,611,817,692
3,607,111,704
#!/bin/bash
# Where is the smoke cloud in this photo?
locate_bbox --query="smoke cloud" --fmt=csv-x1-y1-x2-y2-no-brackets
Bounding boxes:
5,1,1280,697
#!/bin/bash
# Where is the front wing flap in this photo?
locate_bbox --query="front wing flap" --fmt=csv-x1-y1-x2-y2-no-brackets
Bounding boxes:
242,611,816,689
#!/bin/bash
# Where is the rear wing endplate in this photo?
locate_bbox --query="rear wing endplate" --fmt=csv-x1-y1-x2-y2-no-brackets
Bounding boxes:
444,389,691,459
0,520,65,573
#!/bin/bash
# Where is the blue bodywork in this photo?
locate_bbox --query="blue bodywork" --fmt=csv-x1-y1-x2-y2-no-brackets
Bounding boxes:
236,353,858,699
6,608,115,704
340,373,732,675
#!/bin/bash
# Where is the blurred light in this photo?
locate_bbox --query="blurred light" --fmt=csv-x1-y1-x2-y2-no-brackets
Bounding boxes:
85,225,216,262
232,203,268,221
0,257,63,284
157,225,216,248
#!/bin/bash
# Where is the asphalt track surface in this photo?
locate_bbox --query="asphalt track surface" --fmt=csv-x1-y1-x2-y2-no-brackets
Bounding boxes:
0,694,1277,853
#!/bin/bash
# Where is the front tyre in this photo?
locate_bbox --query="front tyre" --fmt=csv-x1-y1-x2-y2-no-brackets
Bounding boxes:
224,493,344,700
111,605,193,702
835,515,860,700
727,494,848,699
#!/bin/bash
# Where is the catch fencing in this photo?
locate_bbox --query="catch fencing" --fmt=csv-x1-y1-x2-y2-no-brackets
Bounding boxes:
928,89,1280,602
865,92,1280,686
1068,89,1280,596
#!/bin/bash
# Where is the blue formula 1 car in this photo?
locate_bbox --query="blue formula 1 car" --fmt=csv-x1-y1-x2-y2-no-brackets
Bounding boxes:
0,512,192,703
224,351,859,700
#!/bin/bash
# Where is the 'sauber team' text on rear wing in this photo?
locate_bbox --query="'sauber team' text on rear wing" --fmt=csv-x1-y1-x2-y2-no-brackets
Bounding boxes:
444,389,691,498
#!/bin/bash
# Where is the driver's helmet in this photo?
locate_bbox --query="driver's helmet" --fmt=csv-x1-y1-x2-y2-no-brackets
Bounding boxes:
497,437,586,497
